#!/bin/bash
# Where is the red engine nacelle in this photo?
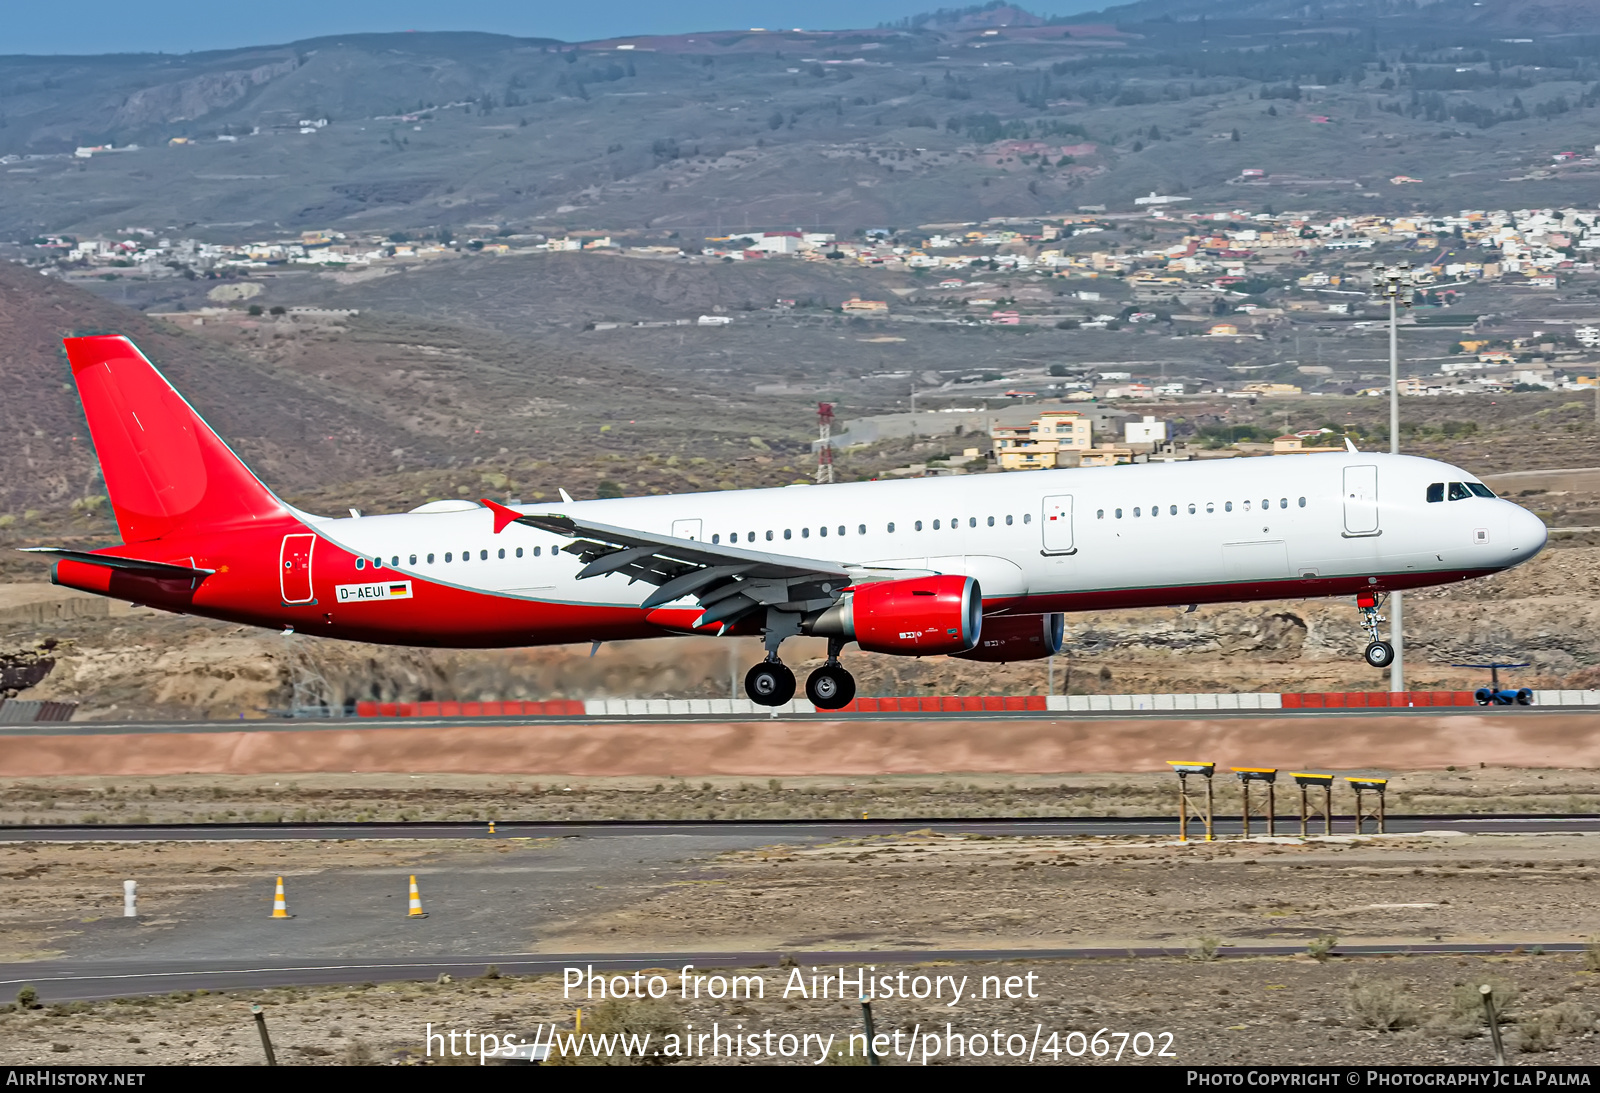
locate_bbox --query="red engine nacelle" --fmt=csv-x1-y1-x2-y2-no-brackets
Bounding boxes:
951,613,1064,663
812,574,982,656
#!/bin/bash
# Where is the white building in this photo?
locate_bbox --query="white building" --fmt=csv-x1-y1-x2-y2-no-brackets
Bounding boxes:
1125,415,1169,444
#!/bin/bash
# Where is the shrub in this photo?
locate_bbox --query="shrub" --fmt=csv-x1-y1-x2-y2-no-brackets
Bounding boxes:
545,999,684,1066
1451,979,1517,1024
1308,935,1339,962
1188,936,1221,961
16,986,38,1009
1346,975,1419,1030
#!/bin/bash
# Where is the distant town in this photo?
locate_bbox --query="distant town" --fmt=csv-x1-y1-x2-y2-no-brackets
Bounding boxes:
13,170,1600,404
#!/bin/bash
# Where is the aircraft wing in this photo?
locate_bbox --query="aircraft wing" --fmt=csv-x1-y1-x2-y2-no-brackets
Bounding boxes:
489,501,919,630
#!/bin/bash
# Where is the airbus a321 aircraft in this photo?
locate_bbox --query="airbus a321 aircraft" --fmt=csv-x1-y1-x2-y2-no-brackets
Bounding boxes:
28,336,1547,710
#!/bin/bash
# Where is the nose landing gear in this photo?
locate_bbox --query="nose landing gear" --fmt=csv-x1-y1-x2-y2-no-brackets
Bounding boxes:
1357,592,1394,668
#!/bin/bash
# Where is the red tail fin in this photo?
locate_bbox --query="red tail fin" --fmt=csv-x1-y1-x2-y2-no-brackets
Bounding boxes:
64,336,289,543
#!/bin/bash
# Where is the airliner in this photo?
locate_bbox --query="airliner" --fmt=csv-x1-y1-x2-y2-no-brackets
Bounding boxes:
26,336,1547,710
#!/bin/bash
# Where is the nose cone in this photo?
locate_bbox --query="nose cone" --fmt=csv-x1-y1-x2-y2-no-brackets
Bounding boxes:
1505,503,1548,563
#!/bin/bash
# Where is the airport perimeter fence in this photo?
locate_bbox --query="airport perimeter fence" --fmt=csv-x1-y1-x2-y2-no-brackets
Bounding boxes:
348,689,1600,719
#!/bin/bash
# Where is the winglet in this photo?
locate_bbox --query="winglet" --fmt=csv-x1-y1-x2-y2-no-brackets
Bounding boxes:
1345,437,1359,453
479,498,523,535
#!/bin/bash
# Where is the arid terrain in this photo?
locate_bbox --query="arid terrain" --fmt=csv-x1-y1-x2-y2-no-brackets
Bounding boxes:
4,828,1600,1065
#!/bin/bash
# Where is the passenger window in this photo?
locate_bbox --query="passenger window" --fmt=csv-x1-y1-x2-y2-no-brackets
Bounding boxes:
747,531,754,541
480,550,488,561
1133,507,1141,517
1243,501,1252,512
1097,510,1105,519
887,522,895,532
933,519,941,530
445,552,452,562
498,548,505,559
969,517,977,528
1279,498,1287,509
1206,502,1215,514
712,534,720,544
1188,504,1196,514
427,553,435,564
784,529,792,540
729,533,737,543
1150,505,1158,517
373,558,383,569
766,530,774,541
857,524,865,535
818,527,826,538
1225,502,1233,512
1448,482,1471,501
390,556,399,567
1023,514,1031,524
1005,515,1013,525
1298,497,1306,507
1115,508,1123,519
409,554,417,565
1467,483,1495,498
532,546,539,557
1170,505,1177,515
839,525,847,536
802,528,810,538
1426,483,1444,503
516,547,524,558
915,520,923,531
1261,499,1269,510
355,558,365,570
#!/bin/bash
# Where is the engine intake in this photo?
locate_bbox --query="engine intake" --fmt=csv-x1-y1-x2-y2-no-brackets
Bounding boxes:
810,574,981,656
951,613,1064,663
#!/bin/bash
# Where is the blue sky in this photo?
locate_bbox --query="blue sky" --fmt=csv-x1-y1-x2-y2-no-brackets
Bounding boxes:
7,1,1106,56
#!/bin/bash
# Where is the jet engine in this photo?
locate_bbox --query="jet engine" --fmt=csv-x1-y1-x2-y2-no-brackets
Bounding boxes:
809,574,981,656
951,612,1064,663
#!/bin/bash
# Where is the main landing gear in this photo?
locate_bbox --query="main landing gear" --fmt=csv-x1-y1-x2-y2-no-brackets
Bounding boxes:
743,621,856,710
1356,592,1394,669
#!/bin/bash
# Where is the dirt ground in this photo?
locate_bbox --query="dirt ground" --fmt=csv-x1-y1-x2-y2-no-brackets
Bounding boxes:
2,768,1600,826
4,831,1600,1065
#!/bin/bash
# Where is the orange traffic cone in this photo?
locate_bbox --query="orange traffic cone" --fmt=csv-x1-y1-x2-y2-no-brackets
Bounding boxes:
407,874,428,918
270,876,292,919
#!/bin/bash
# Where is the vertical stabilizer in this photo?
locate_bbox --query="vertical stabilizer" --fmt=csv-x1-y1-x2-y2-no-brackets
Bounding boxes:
63,336,288,543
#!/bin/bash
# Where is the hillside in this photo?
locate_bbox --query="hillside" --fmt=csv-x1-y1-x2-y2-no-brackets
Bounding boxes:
4,1,1600,238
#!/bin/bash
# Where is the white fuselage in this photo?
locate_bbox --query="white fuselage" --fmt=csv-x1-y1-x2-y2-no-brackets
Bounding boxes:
308,452,1545,624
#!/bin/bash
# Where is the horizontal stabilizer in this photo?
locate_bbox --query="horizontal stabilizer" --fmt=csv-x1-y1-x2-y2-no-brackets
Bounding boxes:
18,548,216,579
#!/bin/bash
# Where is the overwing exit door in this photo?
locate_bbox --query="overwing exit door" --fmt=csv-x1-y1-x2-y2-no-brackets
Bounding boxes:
279,533,316,603
670,519,703,541
1342,465,1380,537
1041,494,1076,555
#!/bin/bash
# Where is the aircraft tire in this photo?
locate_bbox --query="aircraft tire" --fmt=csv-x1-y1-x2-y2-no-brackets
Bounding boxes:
1363,640,1394,669
745,662,796,706
805,665,856,710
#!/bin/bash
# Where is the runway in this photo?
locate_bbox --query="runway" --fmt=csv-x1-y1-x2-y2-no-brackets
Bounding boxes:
2,942,1590,1003
4,814,1599,841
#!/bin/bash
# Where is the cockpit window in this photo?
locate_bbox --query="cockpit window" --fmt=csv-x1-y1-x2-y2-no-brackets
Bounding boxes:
1426,483,1444,503
1467,482,1495,498
1448,482,1472,501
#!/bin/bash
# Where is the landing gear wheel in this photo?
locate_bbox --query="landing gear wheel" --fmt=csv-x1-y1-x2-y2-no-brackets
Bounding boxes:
1363,640,1395,669
805,664,857,710
745,661,796,706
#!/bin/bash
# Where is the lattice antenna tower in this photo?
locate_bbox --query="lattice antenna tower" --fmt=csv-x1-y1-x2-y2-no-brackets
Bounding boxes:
816,402,835,484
